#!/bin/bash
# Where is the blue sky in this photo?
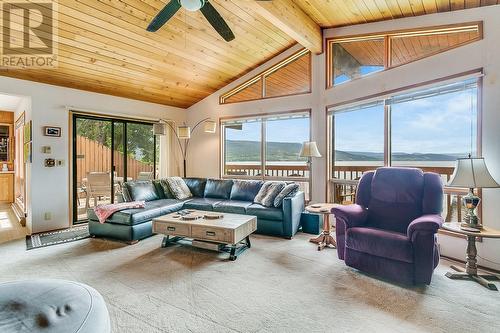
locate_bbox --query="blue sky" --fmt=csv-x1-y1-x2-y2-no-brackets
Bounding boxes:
335,87,477,154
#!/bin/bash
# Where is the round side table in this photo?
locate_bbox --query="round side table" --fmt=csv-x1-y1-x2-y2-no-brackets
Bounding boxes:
306,203,338,251
442,222,500,291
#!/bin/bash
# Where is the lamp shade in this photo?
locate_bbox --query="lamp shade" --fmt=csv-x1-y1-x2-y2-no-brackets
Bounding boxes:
177,126,191,139
153,123,166,136
300,141,321,158
204,120,217,133
448,157,500,188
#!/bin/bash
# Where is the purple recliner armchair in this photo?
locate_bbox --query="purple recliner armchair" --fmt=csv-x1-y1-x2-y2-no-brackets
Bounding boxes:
333,167,444,285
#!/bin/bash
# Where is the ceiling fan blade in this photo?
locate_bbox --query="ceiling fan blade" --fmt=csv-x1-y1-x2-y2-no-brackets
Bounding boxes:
147,0,182,32
199,2,235,42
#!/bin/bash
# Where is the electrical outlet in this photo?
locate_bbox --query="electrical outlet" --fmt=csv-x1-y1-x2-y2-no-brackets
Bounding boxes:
44,212,52,220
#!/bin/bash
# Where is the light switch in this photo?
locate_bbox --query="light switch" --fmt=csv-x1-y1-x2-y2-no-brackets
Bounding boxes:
42,146,52,154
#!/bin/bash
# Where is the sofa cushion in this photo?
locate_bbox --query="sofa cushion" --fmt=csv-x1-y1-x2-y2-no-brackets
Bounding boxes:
124,181,159,202
182,197,222,211
346,227,413,263
164,177,192,200
254,181,286,207
183,178,207,198
88,199,183,226
213,200,252,214
158,180,174,199
230,180,263,202
246,203,283,221
204,179,233,199
274,183,299,207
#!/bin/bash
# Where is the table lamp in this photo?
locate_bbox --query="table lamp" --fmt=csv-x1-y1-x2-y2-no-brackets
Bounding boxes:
447,156,500,229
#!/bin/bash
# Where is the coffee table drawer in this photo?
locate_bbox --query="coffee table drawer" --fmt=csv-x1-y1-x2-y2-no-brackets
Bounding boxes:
154,222,190,237
191,225,232,243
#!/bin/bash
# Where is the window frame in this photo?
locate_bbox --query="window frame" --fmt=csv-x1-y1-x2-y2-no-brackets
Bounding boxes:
219,48,312,104
326,21,483,89
325,70,483,227
219,109,312,184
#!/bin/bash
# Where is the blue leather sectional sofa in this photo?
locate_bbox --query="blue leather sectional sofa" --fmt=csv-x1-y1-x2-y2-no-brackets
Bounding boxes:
88,178,305,243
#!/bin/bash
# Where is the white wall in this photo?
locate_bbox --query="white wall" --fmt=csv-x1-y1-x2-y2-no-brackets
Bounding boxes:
187,6,500,270
0,77,186,234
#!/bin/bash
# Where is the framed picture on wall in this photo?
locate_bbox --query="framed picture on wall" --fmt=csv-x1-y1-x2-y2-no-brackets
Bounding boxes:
23,121,32,143
24,142,32,164
44,126,61,137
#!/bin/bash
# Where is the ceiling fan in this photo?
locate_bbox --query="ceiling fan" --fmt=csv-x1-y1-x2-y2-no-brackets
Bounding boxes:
147,0,271,42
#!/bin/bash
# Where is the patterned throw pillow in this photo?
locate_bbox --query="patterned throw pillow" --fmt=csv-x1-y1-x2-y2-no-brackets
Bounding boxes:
274,183,299,207
254,181,286,207
164,177,192,200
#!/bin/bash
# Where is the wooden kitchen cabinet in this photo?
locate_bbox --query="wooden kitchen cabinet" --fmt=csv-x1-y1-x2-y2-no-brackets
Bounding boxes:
0,173,14,203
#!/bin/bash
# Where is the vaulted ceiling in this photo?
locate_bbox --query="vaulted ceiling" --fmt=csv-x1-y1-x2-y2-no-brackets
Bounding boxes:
0,0,498,108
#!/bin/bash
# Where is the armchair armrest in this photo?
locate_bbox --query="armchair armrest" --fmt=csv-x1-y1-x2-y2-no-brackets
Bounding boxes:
282,191,305,238
331,204,368,228
407,214,443,239
332,204,368,261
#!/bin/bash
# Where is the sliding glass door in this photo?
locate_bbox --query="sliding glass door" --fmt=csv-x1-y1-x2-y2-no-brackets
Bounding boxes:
72,114,157,223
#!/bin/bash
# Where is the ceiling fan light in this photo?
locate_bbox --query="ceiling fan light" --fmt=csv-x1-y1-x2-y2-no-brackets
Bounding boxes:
179,0,204,11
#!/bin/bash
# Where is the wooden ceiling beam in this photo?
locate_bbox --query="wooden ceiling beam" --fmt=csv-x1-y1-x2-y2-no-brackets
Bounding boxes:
244,0,323,54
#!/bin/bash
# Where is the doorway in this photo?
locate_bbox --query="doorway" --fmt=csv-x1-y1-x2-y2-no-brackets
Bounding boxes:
72,113,158,224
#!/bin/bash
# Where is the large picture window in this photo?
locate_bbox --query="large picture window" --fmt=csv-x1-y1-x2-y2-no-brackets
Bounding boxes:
327,22,482,88
221,111,311,199
327,74,481,222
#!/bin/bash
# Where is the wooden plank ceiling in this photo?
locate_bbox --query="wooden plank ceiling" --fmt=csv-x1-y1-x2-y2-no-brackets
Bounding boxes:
0,0,498,108
294,0,499,28
0,0,295,108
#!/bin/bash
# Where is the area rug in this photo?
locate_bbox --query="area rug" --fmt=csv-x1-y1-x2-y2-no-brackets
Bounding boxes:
25,225,90,250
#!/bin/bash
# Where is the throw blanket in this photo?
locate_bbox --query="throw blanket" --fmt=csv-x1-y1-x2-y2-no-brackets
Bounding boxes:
94,201,145,224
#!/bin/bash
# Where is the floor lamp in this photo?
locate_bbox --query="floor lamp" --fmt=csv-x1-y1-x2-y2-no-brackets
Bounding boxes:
300,141,321,202
154,118,216,177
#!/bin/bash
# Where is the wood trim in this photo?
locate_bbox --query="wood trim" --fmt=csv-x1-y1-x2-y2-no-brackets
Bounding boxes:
220,48,311,104
329,21,482,43
326,21,483,89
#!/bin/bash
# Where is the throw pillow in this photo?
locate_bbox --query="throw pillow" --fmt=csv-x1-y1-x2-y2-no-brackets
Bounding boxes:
164,177,192,200
254,181,286,207
274,183,299,207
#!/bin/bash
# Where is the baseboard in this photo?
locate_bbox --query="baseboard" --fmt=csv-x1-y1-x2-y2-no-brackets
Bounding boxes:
10,202,26,227
440,255,500,275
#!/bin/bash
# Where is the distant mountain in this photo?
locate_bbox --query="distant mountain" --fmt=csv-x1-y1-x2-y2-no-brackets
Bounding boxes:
225,140,466,162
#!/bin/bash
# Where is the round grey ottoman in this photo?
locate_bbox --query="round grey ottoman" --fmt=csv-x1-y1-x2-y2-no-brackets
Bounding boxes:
0,279,110,333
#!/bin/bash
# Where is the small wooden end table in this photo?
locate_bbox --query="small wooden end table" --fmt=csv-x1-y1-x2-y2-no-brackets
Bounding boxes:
306,203,338,251
442,222,500,291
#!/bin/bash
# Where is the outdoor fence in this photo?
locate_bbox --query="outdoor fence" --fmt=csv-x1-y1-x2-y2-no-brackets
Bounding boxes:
76,135,153,187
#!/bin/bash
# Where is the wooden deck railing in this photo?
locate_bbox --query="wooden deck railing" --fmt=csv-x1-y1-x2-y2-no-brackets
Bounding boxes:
225,164,309,178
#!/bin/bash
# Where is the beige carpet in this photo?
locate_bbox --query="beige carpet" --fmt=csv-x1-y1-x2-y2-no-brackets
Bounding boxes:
0,233,498,333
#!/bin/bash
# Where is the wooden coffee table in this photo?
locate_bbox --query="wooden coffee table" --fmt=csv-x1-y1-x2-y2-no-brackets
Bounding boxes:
442,222,500,291
152,210,257,261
